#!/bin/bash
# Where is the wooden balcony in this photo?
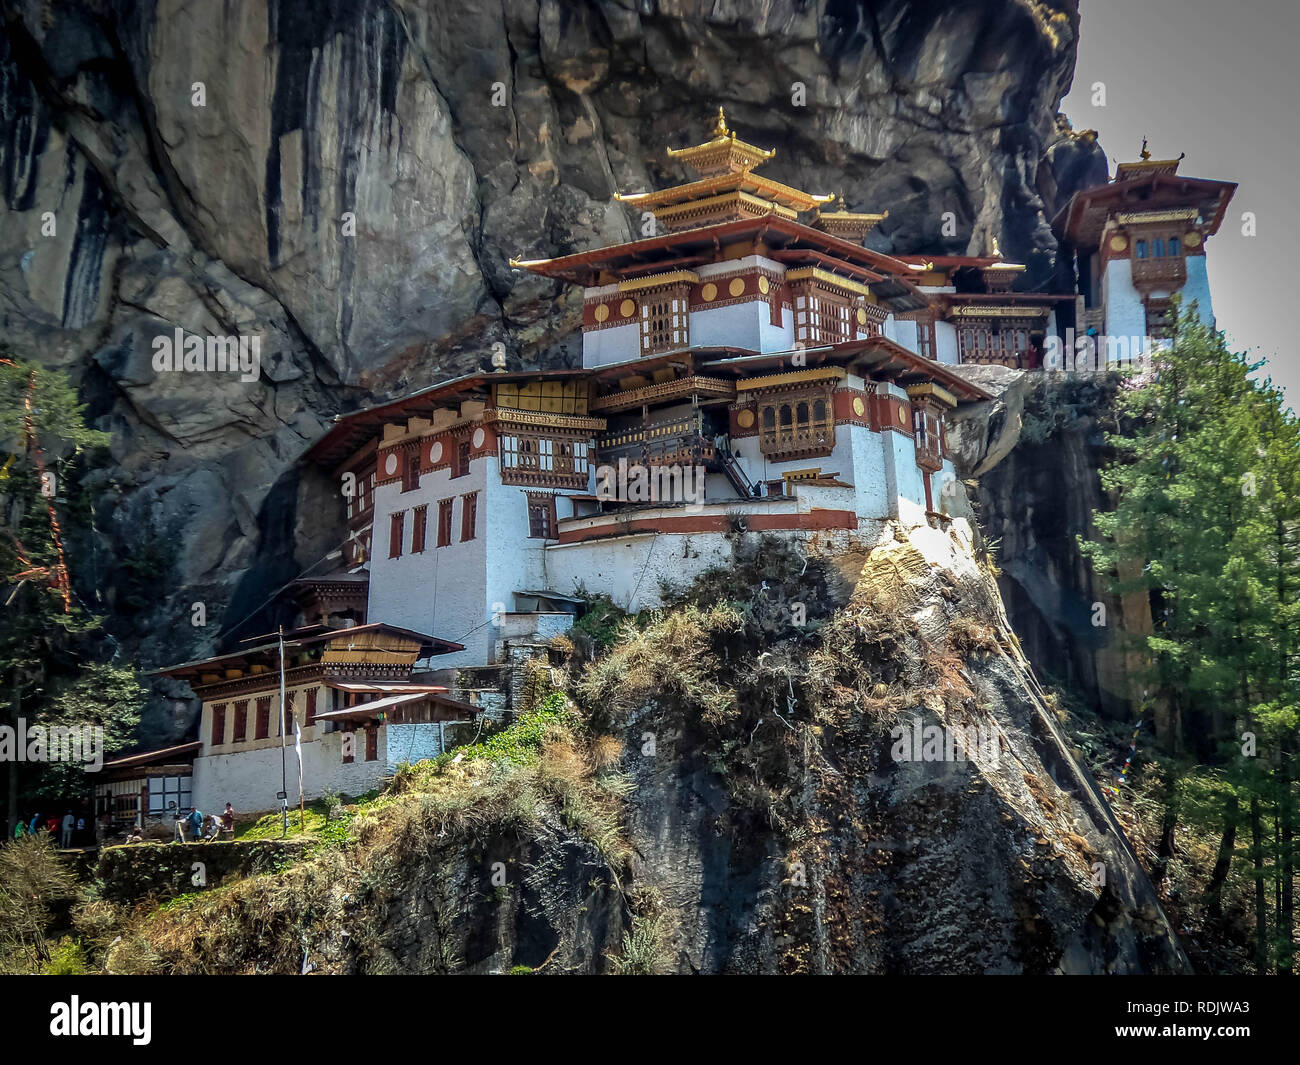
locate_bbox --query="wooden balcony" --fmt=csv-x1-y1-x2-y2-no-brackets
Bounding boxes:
1130,256,1186,287
758,419,835,461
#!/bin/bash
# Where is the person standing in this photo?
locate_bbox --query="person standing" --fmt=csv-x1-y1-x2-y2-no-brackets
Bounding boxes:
221,802,235,835
60,811,75,849
29,813,40,835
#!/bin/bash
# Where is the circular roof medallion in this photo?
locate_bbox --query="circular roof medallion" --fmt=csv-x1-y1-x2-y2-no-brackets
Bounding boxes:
701,282,718,302
384,453,398,475
620,298,636,317
472,427,485,449
853,397,866,417
593,303,609,323
856,308,868,325
757,277,770,295
429,442,442,464
897,405,908,426
737,408,755,429
1184,231,1202,248
729,277,746,297
1109,234,1128,252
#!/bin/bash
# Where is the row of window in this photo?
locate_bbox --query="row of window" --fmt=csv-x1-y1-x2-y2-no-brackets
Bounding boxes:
401,441,472,494
211,688,319,746
1134,237,1181,259
389,493,479,558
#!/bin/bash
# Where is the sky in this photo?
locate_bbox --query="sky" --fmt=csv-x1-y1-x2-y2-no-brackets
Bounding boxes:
1060,0,1300,406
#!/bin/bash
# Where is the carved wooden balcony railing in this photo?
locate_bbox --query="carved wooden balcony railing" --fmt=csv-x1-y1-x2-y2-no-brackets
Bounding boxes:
1130,256,1186,287
914,439,944,472
758,418,835,461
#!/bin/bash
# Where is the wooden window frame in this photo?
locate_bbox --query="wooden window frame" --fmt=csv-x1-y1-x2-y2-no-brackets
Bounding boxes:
412,504,428,554
233,701,248,743
283,692,295,737
452,439,472,480
255,696,271,740
461,492,478,542
401,452,420,493
754,386,836,460
305,687,317,727
437,498,454,547
638,284,690,356
211,704,226,747
365,726,379,763
389,511,404,558
499,431,589,489
526,492,558,539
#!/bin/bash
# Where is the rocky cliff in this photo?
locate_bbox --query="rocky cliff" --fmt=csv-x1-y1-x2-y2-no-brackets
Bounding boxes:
1,1,1104,719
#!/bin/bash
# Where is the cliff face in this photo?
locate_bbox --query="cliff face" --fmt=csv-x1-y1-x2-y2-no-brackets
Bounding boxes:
950,370,1152,724
1,0,1099,696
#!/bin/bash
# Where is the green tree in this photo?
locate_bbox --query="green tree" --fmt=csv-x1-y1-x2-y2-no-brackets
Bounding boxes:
1081,305,1300,971
0,353,111,835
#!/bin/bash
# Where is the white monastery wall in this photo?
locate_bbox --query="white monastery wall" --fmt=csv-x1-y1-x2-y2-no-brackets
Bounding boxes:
934,320,959,365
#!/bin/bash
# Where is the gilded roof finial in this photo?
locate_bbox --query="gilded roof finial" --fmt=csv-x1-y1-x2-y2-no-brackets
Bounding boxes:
1140,135,1151,161
991,235,1002,259
714,106,730,138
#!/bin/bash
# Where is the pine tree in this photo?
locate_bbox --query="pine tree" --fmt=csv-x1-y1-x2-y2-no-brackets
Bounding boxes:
1081,305,1300,971
0,352,112,835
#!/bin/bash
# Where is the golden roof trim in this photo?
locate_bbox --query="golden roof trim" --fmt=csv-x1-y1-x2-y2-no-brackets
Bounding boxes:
784,266,873,298
589,375,735,412
905,382,957,408
735,367,847,392
483,409,606,432
616,270,700,293
616,171,832,211
665,107,777,169
1116,208,1199,225
650,191,797,224
949,305,1051,318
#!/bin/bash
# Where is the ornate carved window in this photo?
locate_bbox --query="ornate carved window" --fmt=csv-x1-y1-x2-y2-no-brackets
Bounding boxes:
499,432,589,489
1144,297,1174,339
793,285,851,345
639,284,689,355
913,406,943,472
526,493,557,539
755,386,836,460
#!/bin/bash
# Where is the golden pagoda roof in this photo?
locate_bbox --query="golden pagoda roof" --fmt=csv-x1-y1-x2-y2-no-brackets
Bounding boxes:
614,170,832,214
1115,137,1184,181
665,107,777,176
812,195,888,240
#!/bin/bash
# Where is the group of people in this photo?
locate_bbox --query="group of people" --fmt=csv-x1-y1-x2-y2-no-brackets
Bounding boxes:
12,810,90,848
173,802,235,843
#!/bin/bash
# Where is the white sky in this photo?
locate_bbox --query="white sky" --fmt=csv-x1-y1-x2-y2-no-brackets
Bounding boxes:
1061,0,1299,407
